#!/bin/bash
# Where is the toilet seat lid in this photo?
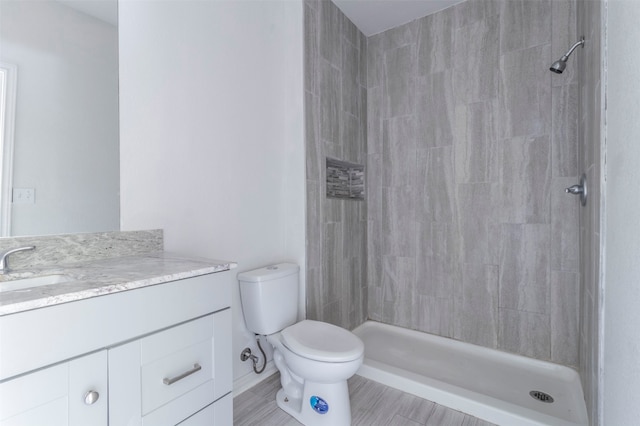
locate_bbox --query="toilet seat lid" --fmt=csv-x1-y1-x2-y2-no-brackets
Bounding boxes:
281,320,364,362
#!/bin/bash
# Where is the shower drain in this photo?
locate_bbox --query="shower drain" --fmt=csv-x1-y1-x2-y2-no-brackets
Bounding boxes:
529,390,554,403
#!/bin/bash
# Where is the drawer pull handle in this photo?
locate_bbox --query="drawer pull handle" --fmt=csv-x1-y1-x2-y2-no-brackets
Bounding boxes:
163,363,202,385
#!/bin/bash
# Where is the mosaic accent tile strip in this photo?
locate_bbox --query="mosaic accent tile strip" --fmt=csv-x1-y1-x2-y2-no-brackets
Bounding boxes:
326,157,365,200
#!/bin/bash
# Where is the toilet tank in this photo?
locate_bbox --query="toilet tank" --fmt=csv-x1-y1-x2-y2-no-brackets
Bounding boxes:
238,263,300,335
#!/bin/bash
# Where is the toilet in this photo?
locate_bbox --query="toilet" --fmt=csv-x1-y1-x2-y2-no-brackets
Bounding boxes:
238,263,364,426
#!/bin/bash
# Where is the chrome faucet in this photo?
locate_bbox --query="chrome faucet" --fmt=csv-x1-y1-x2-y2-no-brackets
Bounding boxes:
0,246,36,274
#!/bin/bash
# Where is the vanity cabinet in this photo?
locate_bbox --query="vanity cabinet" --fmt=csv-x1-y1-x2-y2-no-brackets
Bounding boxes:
0,271,232,426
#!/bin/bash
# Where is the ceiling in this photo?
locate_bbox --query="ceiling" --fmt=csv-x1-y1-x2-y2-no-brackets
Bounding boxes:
332,0,464,36
56,0,462,36
57,0,117,26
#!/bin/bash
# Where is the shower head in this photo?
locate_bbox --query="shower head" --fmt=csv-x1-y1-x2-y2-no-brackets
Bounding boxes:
549,58,567,74
550,36,585,74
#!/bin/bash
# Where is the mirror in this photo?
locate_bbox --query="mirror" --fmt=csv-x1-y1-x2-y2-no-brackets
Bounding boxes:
0,0,119,237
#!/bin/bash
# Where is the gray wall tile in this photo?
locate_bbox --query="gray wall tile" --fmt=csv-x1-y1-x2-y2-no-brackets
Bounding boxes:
367,285,383,324
521,0,552,49
453,15,499,103
417,8,454,75
454,0,500,29
367,34,383,89
318,0,341,67
367,87,383,154
455,263,499,348
416,222,457,302
323,190,344,224
342,41,360,117
384,45,416,118
419,146,454,223
306,180,323,269
456,183,500,265
551,177,579,272
366,154,382,217
498,0,524,54
305,91,321,180
342,111,362,163
323,222,344,304
417,72,455,148
382,256,416,328
382,186,417,257
344,201,365,259
499,308,551,360
499,44,552,138
319,59,340,143
381,20,418,51
499,224,550,315
383,116,417,187
454,101,498,183
305,267,323,320
359,35,367,87
500,135,551,224
416,295,453,337
550,271,579,367
552,84,579,177
500,0,551,55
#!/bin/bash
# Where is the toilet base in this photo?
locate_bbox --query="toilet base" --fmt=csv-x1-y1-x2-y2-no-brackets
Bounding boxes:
275,380,351,426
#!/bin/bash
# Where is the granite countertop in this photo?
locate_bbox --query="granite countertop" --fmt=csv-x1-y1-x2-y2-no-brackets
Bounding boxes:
0,252,236,316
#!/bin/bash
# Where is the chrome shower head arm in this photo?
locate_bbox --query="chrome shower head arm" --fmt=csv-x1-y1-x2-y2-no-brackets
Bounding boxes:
563,36,585,59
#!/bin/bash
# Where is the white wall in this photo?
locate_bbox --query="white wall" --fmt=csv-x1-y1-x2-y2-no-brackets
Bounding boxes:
118,0,304,390
0,1,119,236
602,0,640,423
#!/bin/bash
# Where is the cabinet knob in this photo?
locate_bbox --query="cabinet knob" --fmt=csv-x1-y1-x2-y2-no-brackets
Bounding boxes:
84,390,100,405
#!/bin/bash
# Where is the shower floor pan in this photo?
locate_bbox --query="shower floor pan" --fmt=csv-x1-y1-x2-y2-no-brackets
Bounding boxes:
352,321,588,426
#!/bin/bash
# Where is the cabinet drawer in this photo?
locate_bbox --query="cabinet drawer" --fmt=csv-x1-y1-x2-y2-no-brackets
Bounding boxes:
141,315,214,416
178,402,214,425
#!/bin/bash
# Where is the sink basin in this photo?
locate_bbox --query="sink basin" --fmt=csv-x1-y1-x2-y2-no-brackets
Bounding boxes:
0,274,73,293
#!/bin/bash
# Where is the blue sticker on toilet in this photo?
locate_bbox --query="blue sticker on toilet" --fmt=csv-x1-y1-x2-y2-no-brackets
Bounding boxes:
310,396,329,414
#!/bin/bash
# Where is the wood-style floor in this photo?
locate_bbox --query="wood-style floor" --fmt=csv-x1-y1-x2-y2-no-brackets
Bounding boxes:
233,373,497,426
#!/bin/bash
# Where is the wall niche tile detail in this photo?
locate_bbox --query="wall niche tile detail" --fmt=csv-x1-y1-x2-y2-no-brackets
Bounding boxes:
326,157,365,200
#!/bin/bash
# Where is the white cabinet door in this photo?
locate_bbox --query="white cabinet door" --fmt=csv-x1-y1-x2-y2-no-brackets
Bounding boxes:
68,350,108,425
0,351,107,426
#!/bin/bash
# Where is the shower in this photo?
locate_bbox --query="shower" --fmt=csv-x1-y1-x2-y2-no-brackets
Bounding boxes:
550,36,585,73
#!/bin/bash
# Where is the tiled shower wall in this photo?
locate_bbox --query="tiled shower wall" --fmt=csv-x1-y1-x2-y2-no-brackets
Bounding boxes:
305,0,582,368
304,0,368,330
366,0,580,366
577,0,603,422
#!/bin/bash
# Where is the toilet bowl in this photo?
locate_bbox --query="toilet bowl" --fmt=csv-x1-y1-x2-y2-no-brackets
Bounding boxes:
268,320,363,425
238,264,364,426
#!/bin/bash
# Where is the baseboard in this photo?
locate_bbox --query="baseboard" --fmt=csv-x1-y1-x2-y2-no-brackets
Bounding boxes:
232,361,278,396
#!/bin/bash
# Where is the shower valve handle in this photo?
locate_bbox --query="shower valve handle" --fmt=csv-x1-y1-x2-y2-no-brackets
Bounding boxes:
565,174,587,206
565,185,584,195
